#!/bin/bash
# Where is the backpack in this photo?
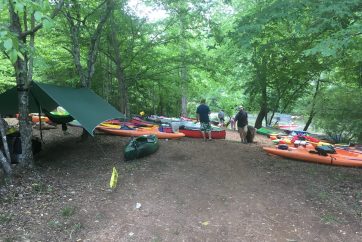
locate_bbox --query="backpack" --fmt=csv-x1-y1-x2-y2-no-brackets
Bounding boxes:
315,145,336,156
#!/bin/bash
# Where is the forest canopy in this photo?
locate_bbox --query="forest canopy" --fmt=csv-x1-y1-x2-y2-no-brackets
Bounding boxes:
1,0,361,143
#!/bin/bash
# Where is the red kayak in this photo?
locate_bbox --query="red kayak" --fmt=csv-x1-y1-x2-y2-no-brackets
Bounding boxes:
162,127,226,139
130,117,155,127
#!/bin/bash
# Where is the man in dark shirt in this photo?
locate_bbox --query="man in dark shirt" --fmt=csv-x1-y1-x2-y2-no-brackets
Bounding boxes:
196,99,212,141
235,105,248,143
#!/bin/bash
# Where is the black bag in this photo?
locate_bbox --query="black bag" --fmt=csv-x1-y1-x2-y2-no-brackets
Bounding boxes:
1,131,42,163
315,145,336,156
246,125,256,143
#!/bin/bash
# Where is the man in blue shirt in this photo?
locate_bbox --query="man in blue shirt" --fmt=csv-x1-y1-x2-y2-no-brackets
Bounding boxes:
196,99,212,141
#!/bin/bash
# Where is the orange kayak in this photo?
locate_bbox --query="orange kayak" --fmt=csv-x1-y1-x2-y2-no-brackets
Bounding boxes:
31,115,50,123
263,146,362,167
96,126,185,139
16,113,50,123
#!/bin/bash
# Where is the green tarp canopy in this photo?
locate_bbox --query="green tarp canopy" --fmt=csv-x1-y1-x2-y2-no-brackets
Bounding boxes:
0,81,124,136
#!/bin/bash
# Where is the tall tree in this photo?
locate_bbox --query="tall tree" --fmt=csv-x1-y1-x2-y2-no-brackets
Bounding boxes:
1,0,64,168
62,0,114,88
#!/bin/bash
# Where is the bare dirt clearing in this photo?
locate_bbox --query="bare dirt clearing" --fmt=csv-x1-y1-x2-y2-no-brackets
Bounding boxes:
1,126,362,241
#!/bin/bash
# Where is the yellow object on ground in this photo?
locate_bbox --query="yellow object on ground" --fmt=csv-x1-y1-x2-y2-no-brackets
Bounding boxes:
110,167,119,189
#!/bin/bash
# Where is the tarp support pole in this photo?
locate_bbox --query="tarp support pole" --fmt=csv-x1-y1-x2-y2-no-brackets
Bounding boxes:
31,90,45,144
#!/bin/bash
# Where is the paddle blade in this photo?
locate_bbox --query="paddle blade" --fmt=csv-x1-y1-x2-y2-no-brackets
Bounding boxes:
110,167,119,189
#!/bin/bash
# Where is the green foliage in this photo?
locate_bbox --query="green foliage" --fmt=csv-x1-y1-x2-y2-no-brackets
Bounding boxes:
229,0,362,132
0,213,12,224
0,0,53,64
61,206,75,218
313,86,362,143
0,0,360,139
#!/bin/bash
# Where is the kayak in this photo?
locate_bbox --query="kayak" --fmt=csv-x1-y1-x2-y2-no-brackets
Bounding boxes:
263,146,362,167
180,129,226,139
130,117,155,127
96,126,185,139
124,135,159,161
43,109,74,124
162,127,225,139
277,124,299,130
256,127,284,136
31,115,50,123
68,120,82,127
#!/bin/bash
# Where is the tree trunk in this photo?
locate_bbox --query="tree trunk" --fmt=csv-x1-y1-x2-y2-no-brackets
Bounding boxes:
251,46,269,129
303,79,321,131
9,3,34,167
358,132,362,144
179,11,188,117
303,112,315,131
255,106,268,129
17,89,34,167
254,76,268,129
269,111,276,126
27,12,35,84
65,0,114,138
85,0,115,88
0,116,11,162
0,151,12,182
70,23,86,86
65,3,86,87
0,116,12,180
109,16,129,116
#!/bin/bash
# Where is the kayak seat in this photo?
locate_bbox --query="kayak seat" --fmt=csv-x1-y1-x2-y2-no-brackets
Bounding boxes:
278,144,288,150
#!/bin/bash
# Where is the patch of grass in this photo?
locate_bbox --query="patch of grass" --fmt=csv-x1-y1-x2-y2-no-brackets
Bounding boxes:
71,222,82,231
3,237,20,242
61,206,75,218
317,190,329,201
95,212,104,220
48,219,62,228
124,162,142,173
32,182,52,193
69,222,83,239
354,191,362,200
305,166,319,175
321,213,338,224
331,172,345,182
0,213,12,224
2,190,16,204
352,191,362,216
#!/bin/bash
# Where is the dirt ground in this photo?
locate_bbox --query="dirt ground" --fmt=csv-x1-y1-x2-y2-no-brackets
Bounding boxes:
1,125,362,241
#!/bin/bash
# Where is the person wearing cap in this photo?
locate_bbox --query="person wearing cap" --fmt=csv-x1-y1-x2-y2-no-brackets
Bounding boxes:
196,99,212,141
234,105,248,143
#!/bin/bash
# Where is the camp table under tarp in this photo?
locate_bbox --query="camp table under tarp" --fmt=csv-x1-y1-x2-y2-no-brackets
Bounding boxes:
0,81,124,136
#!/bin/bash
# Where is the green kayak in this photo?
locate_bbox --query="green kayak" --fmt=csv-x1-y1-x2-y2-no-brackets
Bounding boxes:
124,135,160,161
43,109,74,124
256,127,284,136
